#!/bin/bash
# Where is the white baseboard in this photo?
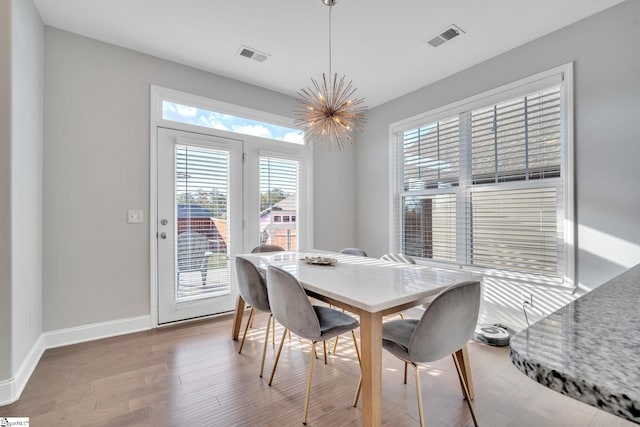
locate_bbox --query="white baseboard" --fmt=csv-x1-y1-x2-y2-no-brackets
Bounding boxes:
0,335,44,406
43,315,152,349
0,315,152,406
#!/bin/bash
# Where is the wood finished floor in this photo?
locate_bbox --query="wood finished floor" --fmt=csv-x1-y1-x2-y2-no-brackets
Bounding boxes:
1,311,634,427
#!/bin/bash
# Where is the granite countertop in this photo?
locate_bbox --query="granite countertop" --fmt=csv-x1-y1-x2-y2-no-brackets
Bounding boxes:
510,263,640,424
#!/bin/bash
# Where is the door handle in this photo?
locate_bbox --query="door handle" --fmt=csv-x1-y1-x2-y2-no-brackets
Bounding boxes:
160,232,167,239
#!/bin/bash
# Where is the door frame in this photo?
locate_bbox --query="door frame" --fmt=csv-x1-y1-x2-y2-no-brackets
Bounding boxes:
150,85,313,326
157,128,243,324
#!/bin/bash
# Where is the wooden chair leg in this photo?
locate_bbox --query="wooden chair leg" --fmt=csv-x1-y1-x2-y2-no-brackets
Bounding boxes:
332,335,339,354
268,328,288,386
238,308,255,354
351,330,363,408
272,316,276,346
404,361,408,384
259,314,272,378
351,330,361,366
414,365,425,427
353,375,362,407
323,340,328,364
454,347,475,400
303,342,316,425
452,354,479,426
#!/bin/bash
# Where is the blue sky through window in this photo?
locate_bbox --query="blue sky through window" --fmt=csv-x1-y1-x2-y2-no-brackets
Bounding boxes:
162,101,304,144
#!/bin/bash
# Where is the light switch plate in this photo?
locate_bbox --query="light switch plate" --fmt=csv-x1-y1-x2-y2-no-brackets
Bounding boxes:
127,209,144,224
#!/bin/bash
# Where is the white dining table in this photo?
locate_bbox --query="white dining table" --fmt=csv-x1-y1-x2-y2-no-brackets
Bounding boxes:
231,250,481,427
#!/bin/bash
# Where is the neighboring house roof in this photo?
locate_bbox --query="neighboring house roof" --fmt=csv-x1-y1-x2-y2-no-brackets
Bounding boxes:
177,204,213,218
274,195,296,211
259,195,297,217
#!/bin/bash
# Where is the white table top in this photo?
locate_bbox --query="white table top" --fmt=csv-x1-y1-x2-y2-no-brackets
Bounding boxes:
237,251,481,313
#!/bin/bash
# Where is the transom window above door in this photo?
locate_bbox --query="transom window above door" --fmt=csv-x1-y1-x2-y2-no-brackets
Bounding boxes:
162,101,304,145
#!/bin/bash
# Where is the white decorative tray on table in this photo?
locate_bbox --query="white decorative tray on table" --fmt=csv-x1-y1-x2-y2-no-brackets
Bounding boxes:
302,256,337,266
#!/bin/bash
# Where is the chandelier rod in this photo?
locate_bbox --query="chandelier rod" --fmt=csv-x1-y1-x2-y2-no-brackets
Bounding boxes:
328,4,332,79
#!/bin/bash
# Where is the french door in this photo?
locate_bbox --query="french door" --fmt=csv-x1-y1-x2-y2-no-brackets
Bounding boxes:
157,128,242,324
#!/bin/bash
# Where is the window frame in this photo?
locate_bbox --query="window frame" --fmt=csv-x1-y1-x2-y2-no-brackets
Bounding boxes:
256,148,308,252
389,64,575,288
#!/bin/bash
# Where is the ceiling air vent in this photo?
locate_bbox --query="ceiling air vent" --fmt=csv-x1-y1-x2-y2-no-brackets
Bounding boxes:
426,25,465,48
238,46,269,63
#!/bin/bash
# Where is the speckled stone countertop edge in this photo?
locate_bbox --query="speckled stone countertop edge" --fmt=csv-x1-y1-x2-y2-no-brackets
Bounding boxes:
509,344,640,423
508,263,640,424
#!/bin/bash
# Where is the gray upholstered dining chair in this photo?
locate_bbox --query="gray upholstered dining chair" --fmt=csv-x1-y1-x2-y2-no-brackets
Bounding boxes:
251,244,285,253
266,265,361,425
354,281,481,427
235,256,280,378
340,247,368,257
252,243,337,365
246,244,284,330
380,253,416,264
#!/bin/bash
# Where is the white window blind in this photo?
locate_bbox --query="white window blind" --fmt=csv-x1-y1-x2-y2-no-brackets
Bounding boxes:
395,68,571,284
471,87,562,183
175,145,230,299
469,186,561,275
259,156,299,250
403,116,460,190
176,145,230,220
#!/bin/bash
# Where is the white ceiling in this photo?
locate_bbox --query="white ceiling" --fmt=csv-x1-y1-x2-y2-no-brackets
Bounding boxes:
33,0,625,108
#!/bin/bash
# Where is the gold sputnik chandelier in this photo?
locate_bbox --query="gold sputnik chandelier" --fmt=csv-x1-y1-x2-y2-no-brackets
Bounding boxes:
295,0,367,150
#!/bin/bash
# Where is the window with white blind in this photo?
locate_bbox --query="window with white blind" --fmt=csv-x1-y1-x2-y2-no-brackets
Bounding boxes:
259,156,300,251
175,144,231,298
392,65,574,286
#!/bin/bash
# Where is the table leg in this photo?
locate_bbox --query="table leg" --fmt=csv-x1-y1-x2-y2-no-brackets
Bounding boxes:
231,295,245,340
359,311,383,427
454,345,474,400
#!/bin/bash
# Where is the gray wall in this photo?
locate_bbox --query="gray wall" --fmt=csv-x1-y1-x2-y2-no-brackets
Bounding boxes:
43,28,357,331
10,0,43,374
312,146,357,252
355,1,640,325
0,0,13,381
